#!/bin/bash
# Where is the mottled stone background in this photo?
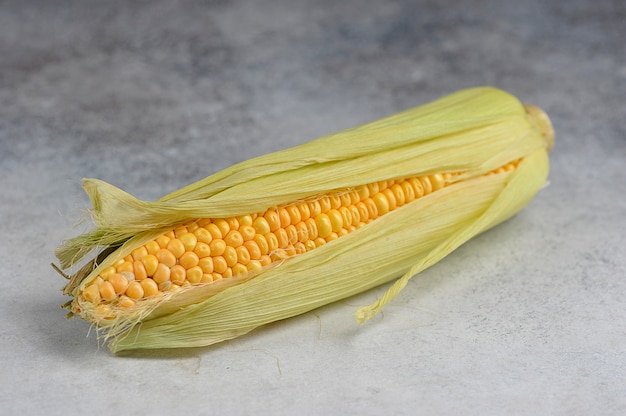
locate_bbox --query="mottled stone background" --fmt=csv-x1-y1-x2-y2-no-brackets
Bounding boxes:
1,1,624,414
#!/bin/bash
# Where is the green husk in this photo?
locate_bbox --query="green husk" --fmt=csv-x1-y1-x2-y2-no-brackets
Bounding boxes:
55,86,553,352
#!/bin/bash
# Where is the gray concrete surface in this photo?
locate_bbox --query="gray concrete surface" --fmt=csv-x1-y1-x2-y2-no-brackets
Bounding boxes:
1,0,624,415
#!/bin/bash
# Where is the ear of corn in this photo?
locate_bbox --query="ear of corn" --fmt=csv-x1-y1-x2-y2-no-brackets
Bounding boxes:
54,87,553,353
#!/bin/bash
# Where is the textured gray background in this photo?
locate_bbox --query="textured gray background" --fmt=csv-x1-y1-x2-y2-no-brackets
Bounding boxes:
1,0,625,415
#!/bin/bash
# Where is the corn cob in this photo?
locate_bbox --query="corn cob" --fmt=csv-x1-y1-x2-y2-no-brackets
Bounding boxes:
55,87,554,353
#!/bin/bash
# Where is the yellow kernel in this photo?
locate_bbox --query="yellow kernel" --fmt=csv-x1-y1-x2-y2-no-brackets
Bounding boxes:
201,273,213,283
326,232,339,242
340,192,352,207
327,209,344,232
265,232,279,252
194,227,213,244
236,246,251,265
419,176,433,194
152,263,171,284
286,205,301,225
259,254,272,266
186,266,203,284
305,218,318,240
164,230,175,239
145,240,160,255
297,202,311,221
377,180,389,191
99,281,116,301
348,205,361,226
278,207,291,228
185,221,199,233
213,219,231,237
318,196,332,213
337,228,349,237
237,215,253,227
294,242,306,254
314,237,326,247
382,188,397,211
200,219,217,229
244,240,262,260
409,177,424,197
156,235,171,249
108,273,129,294
372,193,389,215
285,224,299,244
356,185,370,200
253,216,271,235
170,265,187,285
211,272,223,281
401,181,416,203
206,223,222,240
116,261,133,274
194,242,211,258
83,284,101,303
295,222,309,242
247,260,263,273
224,246,238,267
226,217,239,230
166,239,185,259
275,228,290,248
213,256,228,274
224,230,244,248
264,210,280,232
356,201,369,222
99,266,116,279
209,239,226,256
339,207,352,228
430,173,445,191
232,263,248,276
308,200,322,217
95,304,114,319
118,296,135,308
140,278,159,297
349,190,360,205
367,182,379,195
254,234,269,255
316,213,332,238
179,232,198,251
329,195,342,209
131,246,148,261
125,281,144,299
239,225,256,241
158,281,172,292
222,268,233,279
141,254,159,277
391,184,405,206
270,249,289,261
156,248,177,268
173,226,188,238
364,198,378,219
305,239,316,251
198,257,214,274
